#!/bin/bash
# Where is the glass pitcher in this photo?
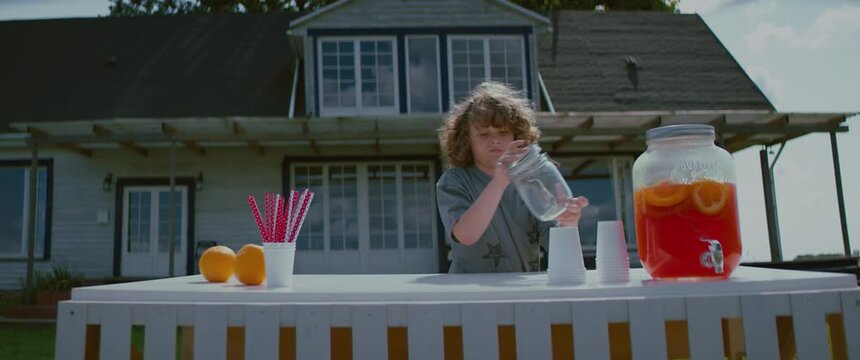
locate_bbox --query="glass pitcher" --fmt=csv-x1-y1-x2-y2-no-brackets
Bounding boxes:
508,144,572,222
631,124,742,279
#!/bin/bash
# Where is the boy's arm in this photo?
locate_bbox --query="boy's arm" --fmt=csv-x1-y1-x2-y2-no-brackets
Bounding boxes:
451,176,509,246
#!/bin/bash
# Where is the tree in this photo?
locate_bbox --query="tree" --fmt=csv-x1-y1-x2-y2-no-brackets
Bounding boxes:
109,0,677,16
109,0,337,16
511,0,679,12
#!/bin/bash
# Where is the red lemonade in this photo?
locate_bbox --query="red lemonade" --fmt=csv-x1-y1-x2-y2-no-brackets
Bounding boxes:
634,180,742,279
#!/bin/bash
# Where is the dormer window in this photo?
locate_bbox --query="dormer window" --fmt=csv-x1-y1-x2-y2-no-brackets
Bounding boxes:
448,36,525,103
319,37,399,116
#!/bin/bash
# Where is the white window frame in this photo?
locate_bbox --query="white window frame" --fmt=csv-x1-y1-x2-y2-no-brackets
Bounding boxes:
290,161,437,254
447,35,527,105
405,35,442,114
0,166,47,259
318,36,400,117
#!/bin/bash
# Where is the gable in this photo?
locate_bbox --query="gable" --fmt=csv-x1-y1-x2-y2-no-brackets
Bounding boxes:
290,0,549,32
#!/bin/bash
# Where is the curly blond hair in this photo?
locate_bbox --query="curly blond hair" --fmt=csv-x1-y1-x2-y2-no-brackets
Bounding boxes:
439,82,540,167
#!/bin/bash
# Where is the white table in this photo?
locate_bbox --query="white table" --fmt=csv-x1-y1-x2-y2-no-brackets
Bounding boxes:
56,266,860,359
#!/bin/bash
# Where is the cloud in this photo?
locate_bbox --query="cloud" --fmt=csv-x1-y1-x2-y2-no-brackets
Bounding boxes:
746,66,785,106
679,0,760,14
744,4,860,51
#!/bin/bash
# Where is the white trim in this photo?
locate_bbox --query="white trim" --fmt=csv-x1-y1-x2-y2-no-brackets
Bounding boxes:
288,60,300,119
404,35,442,114
492,0,551,25
288,0,550,30
537,72,555,113
289,0,351,29
317,36,400,117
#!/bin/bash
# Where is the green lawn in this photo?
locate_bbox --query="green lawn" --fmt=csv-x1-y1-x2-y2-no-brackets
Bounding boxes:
0,323,154,360
0,323,56,360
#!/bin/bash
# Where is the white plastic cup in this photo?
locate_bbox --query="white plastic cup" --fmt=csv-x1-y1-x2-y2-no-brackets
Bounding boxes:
547,227,587,286
595,221,630,283
264,242,296,288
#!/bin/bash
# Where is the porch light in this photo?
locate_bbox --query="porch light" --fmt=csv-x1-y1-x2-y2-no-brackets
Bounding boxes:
196,172,203,191
103,173,113,191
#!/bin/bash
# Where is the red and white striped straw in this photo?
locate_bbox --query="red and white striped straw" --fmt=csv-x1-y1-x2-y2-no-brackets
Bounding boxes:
288,190,314,243
272,194,282,242
265,193,273,242
247,195,268,242
275,194,289,242
286,189,299,239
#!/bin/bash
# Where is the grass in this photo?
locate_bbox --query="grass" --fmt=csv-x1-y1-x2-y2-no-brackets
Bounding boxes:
0,323,158,360
0,323,55,360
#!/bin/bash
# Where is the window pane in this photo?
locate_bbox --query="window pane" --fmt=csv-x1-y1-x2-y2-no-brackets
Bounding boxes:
294,166,324,251
329,165,358,251
368,165,398,250
320,40,356,110
407,38,440,113
0,168,24,254
359,40,396,110
450,39,485,103
158,190,183,253
488,38,524,90
128,191,151,253
0,167,49,257
401,164,434,249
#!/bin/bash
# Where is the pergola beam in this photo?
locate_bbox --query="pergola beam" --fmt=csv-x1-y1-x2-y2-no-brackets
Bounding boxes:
93,125,148,157
161,123,205,155
27,127,92,157
552,116,593,151
571,159,594,177
608,116,662,150
233,122,266,154
25,123,849,146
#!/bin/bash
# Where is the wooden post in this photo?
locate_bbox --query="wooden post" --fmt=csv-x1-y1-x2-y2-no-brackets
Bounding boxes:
25,140,39,303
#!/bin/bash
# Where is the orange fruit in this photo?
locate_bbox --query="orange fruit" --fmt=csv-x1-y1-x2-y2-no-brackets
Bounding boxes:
234,244,266,286
198,246,235,283
642,180,688,207
691,179,729,215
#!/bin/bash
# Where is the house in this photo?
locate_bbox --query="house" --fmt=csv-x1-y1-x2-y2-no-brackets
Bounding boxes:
0,0,850,288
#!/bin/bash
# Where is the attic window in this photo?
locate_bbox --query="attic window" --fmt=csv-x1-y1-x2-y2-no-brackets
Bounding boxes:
448,36,525,103
319,37,399,116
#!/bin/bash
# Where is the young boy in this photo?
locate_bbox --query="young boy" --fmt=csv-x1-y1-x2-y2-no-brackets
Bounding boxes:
437,82,589,273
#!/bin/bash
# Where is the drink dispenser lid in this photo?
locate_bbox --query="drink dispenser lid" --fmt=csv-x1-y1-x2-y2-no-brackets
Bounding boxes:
646,124,715,141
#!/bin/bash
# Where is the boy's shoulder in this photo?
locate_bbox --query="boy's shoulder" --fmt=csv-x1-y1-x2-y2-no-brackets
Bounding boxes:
438,167,472,185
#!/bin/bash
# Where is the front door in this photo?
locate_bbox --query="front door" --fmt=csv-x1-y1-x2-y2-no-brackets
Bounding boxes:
121,186,188,277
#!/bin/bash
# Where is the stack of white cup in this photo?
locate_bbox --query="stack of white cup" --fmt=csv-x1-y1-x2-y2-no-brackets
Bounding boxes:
595,220,630,284
547,227,587,286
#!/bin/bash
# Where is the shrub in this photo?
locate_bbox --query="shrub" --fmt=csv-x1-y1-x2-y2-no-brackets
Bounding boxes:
33,265,84,291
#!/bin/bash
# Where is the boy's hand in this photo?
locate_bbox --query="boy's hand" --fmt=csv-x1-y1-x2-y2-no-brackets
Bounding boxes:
493,140,529,184
555,196,589,227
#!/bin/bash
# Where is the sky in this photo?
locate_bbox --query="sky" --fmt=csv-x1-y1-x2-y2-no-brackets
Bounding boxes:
0,0,857,262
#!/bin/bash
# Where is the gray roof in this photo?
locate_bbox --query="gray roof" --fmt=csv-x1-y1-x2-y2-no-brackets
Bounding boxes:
538,11,774,112
0,13,301,129
0,11,773,132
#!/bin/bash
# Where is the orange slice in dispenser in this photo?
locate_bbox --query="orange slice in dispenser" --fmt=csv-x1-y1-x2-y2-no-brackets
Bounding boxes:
642,180,688,207
691,179,729,215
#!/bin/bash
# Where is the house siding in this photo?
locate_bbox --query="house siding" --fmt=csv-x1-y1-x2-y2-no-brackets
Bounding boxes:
293,0,541,31
0,144,438,289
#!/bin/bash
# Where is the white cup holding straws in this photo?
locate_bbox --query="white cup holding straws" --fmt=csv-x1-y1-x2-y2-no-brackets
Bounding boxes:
264,242,296,288
249,189,314,289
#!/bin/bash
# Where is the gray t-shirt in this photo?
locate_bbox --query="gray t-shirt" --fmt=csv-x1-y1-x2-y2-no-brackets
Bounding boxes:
436,166,556,273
